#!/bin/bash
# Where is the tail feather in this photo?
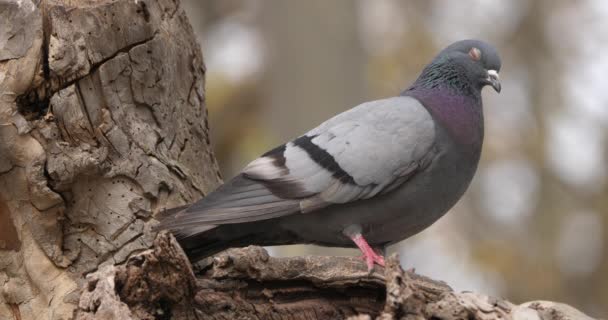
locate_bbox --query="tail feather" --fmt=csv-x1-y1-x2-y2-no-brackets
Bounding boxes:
156,174,302,261
172,222,301,262
175,225,246,261
158,174,299,230
178,227,262,261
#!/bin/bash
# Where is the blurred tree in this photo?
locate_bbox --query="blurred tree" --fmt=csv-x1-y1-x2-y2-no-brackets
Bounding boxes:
259,0,368,138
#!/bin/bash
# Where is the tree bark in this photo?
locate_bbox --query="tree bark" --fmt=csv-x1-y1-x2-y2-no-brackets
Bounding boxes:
0,1,598,320
0,0,221,319
77,233,596,320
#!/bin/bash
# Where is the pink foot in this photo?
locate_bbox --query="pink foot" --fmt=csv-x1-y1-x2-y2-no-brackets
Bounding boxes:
350,234,385,272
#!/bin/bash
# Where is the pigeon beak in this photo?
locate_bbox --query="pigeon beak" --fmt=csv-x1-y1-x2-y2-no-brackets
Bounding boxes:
486,70,501,93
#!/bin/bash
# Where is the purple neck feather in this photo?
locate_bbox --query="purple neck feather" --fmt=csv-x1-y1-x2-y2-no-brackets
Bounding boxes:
405,86,484,151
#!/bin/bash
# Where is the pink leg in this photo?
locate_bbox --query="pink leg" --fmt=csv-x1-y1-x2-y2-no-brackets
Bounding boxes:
349,234,385,271
357,248,384,260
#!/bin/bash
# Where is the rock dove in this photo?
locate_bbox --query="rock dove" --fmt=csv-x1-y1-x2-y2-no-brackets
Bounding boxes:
158,39,502,271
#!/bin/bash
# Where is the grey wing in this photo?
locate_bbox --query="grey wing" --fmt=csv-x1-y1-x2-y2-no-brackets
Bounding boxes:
294,96,438,210
159,96,437,233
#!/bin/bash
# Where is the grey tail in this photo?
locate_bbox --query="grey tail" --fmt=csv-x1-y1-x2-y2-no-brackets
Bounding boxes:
175,224,256,261
167,222,301,262
155,174,302,261
156,207,255,261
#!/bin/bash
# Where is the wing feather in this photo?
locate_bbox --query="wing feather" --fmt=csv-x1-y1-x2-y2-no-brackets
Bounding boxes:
158,96,437,232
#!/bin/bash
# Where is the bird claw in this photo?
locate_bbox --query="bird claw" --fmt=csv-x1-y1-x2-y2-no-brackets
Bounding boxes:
364,252,385,272
358,254,415,273
350,234,385,272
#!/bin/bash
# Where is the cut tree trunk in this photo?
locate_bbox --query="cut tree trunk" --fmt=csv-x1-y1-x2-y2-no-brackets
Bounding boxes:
0,0,221,319
0,1,597,320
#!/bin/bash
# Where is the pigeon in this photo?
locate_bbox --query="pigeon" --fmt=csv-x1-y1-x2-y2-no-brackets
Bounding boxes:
158,39,501,271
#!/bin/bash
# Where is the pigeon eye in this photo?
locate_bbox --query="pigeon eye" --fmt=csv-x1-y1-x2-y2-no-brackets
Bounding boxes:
468,47,481,61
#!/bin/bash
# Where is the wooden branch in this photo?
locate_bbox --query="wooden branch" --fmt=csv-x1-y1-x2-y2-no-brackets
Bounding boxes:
76,233,596,320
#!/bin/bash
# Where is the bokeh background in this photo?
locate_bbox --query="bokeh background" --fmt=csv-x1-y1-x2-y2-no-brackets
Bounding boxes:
181,0,607,316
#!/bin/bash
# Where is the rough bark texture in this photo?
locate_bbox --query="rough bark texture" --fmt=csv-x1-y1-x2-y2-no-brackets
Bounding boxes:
0,0,221,319
77,233,596,320
0,0,599,320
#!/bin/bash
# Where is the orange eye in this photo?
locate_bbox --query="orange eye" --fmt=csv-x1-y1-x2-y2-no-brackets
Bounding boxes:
469,47,481,61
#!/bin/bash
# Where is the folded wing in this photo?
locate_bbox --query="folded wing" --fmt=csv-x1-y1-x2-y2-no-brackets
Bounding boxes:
159,96,437,237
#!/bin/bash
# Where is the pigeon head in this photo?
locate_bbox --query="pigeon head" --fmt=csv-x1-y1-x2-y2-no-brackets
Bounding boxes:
412,40,502,95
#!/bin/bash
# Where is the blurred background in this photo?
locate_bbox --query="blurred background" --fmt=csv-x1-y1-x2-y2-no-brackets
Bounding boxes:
181,0,607,316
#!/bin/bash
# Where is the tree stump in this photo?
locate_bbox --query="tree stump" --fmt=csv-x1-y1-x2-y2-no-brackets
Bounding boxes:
0,0,220,319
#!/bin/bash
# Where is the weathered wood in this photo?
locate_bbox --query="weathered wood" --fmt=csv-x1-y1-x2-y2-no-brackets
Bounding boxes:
0,0,220,319
77,233,595,320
